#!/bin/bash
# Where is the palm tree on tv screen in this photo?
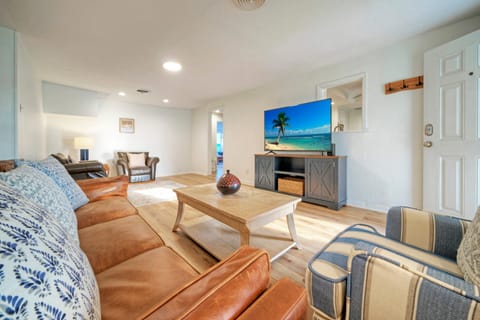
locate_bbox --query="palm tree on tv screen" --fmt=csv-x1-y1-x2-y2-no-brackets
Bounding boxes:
272,112,290,144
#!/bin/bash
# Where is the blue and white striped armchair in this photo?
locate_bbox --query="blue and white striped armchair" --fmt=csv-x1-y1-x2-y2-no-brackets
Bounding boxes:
306,206,479,320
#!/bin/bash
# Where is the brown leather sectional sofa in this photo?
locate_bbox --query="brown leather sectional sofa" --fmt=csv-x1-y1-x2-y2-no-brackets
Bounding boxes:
75,176,307,319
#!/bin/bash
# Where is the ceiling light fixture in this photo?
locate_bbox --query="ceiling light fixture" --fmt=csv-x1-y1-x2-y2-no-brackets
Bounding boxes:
232,0,265,11
118,91,126,96
163,61,182,72
163,99,169,103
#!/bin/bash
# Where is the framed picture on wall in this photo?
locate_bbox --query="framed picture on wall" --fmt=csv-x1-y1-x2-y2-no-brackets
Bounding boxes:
119,118,135,133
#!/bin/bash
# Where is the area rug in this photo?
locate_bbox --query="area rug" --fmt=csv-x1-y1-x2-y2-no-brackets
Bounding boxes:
128,180,185,207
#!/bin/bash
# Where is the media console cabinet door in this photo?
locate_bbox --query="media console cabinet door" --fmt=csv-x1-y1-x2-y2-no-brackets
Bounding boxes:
305,158,338,202
255,155,275,190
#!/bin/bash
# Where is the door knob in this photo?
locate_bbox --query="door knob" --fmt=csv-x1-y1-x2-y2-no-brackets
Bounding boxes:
423,141,433,148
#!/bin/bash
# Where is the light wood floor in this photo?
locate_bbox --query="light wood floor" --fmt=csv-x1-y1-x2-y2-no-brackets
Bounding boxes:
137,173,386,286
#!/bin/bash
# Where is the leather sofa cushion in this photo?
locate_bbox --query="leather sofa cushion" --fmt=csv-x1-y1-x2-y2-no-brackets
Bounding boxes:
77,176,128,202
97,246,198,320
130,166,151,175
76,196,137,229
79,215,164,274
236,278,307,320
144,246,270,320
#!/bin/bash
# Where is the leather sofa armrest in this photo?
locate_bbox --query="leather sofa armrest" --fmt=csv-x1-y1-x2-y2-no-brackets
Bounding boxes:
237,278,307,320
0,160,15,172
77,176,129,202
64,161,105,174
146,156,159,167
143,246,271,320
116,159,129,175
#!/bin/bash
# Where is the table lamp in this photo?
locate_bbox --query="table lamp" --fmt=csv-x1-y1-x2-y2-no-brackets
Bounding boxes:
74,137,93,161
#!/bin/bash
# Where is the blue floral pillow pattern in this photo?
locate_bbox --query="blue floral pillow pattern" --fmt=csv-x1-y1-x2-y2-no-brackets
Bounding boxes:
0,182,100,319
20,156,89,210
0,165,79,245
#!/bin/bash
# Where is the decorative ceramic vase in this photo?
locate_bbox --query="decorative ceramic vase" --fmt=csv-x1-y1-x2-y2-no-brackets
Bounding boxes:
216,169,241,195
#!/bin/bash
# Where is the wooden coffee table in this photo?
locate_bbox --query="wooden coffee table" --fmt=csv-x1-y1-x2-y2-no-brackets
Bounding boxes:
172,183,302,262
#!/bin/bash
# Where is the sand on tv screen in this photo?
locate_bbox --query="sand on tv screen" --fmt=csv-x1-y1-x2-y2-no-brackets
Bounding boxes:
264,99,332,152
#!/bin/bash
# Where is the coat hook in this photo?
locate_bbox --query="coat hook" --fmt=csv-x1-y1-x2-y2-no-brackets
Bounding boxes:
385,75,423,95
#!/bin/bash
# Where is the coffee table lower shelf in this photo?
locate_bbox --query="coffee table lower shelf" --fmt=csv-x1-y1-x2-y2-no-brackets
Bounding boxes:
179,216,299,262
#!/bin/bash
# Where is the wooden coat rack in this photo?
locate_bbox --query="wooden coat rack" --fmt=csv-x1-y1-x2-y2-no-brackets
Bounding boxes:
385,75,423,95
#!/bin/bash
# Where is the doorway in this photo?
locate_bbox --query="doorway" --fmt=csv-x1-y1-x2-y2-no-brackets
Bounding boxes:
216,119,224,179
210,110,224,180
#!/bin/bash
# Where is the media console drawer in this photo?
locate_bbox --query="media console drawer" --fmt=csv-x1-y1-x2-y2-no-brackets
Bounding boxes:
278,177,304,196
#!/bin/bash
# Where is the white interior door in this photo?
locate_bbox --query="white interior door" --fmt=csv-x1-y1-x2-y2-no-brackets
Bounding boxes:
423,29,480,220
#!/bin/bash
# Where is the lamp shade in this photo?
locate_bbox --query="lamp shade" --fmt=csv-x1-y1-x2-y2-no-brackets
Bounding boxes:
74,137,93,149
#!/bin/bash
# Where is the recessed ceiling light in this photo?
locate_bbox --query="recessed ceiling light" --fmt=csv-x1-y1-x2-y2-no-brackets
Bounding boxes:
163,99,169,103
163,61,182,72
215,109,221,113
232,0,265,11
118,91,126,96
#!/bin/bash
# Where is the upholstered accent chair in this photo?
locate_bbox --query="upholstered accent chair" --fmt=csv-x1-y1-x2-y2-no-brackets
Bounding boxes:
116,152,159,183
306,206,480,320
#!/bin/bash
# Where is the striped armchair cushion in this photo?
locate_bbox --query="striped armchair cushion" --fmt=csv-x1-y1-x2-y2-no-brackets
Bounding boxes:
347,242,480,320
306,224,463,320
386,206,470,260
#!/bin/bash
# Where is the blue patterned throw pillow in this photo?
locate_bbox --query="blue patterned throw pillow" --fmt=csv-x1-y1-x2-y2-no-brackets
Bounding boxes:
0,182,100,319
0,165,79,244
20,156,89,210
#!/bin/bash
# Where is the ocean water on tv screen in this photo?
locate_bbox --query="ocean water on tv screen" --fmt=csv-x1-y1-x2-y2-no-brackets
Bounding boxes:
265,133,331,151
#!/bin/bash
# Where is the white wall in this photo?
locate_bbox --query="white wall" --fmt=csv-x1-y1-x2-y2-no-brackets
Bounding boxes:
191,106,210,175
42,81,106,117
16,33,46,160
45,99,192,177
0,3,14,29
193,17,480,212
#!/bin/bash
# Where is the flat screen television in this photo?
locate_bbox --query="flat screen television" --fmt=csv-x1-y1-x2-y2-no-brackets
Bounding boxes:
264,98,332,152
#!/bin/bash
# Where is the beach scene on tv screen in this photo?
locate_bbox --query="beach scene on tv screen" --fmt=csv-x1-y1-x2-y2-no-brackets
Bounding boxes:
264,100,331,151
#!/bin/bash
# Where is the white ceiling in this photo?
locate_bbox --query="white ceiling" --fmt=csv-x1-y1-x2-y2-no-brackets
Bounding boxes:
2,0,480,109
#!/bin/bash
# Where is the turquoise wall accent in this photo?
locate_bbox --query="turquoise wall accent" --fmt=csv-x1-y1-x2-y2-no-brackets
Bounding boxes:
0,26,16,159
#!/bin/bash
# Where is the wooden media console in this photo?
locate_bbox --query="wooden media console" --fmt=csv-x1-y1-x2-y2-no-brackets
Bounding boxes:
254,154,347,210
